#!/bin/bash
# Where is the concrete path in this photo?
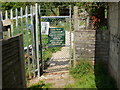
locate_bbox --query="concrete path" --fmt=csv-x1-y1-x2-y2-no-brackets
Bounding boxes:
45,31,73,73
27,70,74,88
46,46,70,73
41,31,74,87
27,31,74,88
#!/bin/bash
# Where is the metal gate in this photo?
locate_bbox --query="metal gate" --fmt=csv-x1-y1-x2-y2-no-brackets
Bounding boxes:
40,6,72,73
1,3,73,79
1,4,42,79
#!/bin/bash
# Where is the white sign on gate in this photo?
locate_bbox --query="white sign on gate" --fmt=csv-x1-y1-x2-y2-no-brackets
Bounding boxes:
41,22,50,35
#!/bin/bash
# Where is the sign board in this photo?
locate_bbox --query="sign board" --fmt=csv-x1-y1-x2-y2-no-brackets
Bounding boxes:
2,19,13,26
2,19,13,31
41,22,50,35
48,28,65,47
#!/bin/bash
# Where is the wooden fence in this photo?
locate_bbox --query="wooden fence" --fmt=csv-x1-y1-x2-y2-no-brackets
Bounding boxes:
1,34,26,88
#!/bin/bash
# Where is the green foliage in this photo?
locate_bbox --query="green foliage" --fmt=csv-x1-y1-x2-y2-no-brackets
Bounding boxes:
1,2,108,14
70,60,94,78
25,60,35,81
67,60,96,88
43,47,61,62
99,25,107,31
66,60,117,88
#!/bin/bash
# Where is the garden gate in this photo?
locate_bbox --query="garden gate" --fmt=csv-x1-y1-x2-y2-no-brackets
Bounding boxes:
0,3,72,79
40,6,72,73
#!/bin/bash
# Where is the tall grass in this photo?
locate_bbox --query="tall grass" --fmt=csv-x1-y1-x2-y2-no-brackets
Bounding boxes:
65,60,117,88
66,60,96,88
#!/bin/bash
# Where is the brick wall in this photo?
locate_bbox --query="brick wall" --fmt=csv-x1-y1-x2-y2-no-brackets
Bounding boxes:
74,30,96,61
1,34,26,88
74,29,109,63
108,2,120,89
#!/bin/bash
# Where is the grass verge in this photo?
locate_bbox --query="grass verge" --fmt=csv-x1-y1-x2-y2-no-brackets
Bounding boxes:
65,60,117,89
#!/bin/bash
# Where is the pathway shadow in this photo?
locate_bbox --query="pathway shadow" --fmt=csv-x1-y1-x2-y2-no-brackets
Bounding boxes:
44,58,69,73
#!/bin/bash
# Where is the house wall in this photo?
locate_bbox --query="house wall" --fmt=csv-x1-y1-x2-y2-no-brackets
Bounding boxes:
108,2,120,89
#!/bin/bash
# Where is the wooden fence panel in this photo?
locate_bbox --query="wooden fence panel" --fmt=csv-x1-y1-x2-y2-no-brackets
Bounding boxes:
1,34,26,88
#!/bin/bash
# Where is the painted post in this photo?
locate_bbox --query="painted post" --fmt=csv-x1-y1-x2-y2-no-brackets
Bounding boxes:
20,7,24,35
16,8,18,34
30,5,36,77
26,6,31,78
10,9,14,36
86,16,89,29
73,6,78,67
86,10,89,30
5,10,8,37
35,3,40,77
38,5,43,72
5,10,8,20
69,5,72,68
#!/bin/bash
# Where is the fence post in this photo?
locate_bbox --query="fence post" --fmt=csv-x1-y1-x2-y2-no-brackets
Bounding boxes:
86,11,89,29
30,5,36,77
16,8,18,34
10,9,14,36
18,34,26,88
35,3,40,77
69,5,72,68
73,6,78,67
20,7,23,35
38,5,43,72
25,6,31,78
5,10,8,38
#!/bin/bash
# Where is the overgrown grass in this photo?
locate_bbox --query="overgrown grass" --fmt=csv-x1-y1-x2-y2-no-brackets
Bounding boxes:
65,60,96,88
28,80,52,88
43,47,61,62
65,60,117,88
99,25,107,31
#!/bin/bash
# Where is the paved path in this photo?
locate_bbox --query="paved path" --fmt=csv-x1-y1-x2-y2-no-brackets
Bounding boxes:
46,47,70,73
27,31,74,88
45,31,73,73
27,70,74,88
